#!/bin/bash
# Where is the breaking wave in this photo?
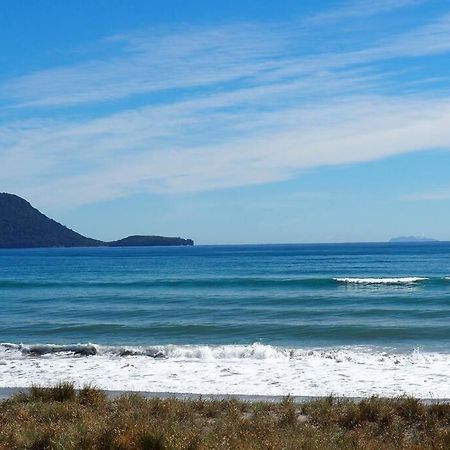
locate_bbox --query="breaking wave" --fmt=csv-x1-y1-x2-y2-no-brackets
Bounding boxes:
2,276,449,290
1,342,446,362
334,277,429,285
1,343,293,359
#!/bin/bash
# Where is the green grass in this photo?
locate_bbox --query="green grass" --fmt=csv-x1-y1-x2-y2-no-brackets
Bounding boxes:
0,383,449,449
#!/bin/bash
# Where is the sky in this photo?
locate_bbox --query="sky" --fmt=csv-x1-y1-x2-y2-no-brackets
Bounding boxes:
1,0,450,244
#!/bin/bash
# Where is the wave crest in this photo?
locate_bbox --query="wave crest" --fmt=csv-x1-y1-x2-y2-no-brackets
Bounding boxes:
1,343,292,360
1,342,442,364
334,277,428,285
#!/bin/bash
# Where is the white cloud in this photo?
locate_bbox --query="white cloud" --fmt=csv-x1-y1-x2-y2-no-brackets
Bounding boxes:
306,0,428,24
1,23,287,108
1,7,447,110
3,93,450,207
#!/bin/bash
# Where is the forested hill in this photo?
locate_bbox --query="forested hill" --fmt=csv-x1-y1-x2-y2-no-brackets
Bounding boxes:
0,193,101,248
109,235,194,247
0,193,193,248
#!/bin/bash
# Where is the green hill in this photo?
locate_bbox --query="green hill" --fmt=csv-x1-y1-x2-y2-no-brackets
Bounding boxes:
109,235,194,247
0,193,193,248
0,193,101,248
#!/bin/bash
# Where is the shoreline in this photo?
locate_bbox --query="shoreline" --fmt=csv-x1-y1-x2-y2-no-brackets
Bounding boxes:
1,387,449,404
0,387,323,402
3,348,450,398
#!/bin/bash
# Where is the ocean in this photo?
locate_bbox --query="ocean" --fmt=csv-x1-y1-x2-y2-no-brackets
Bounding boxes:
1,242,450,397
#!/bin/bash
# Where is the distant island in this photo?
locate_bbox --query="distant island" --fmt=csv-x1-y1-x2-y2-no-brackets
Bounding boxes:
389,236,438,243
0,193,194,248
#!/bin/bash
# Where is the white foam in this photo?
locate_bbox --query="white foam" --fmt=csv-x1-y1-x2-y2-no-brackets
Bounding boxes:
6,343,291,360
334,277,428,284
1,343,449,398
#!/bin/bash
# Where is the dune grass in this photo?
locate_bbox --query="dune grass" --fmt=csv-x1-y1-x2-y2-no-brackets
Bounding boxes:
0,383,449,449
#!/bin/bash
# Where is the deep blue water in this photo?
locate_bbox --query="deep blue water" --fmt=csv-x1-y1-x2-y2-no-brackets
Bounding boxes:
1,243,450,351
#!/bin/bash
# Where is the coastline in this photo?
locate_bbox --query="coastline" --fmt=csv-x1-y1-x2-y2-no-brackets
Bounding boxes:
1,387,449,404
3,343,450,398
0,387,326,402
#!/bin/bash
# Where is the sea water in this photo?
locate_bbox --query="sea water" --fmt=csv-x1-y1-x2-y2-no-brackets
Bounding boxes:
1,243,450,397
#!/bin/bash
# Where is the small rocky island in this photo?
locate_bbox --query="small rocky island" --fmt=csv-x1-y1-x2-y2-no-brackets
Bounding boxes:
0,193,194,248
389,236,438,243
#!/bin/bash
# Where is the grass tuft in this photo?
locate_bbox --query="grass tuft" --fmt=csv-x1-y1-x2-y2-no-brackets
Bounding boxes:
29,381,76,403
78,383,106,407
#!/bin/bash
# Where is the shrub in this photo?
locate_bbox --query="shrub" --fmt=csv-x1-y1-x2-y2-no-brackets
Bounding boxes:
29,381,76,403
78,384,106,406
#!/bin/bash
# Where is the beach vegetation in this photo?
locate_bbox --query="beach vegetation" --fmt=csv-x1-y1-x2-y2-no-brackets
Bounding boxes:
0,384,450,449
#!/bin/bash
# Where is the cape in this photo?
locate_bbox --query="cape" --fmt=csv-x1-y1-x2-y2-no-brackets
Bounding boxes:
0,193,194,248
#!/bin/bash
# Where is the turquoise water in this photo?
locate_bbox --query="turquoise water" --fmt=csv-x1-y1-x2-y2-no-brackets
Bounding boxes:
1,242,450,351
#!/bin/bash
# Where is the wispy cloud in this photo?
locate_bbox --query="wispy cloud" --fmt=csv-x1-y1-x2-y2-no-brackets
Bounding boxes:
2,7,447,110
1,23,288,108
3,92,450,207
1,2,450,207
306,0,429,24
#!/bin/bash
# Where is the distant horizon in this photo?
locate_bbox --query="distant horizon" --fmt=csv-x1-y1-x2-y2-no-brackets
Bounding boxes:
2,240,450,249
2,191,446,247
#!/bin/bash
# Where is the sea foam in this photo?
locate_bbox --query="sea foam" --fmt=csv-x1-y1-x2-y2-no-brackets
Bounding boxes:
1,343,450,398
1,343,311,360
334,277,428,284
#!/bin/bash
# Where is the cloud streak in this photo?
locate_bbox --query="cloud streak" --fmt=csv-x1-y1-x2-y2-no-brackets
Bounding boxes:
2,6,447,110
306,0,429,24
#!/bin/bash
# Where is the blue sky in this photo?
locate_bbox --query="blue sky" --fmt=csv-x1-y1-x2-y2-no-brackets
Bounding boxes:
1,0,450,244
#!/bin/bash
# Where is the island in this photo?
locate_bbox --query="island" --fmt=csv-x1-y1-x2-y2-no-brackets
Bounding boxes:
0,193,194,248
389,236,438,243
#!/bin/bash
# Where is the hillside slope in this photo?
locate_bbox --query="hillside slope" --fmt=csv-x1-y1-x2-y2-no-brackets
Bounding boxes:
0,193,194,248
0,193,101,248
